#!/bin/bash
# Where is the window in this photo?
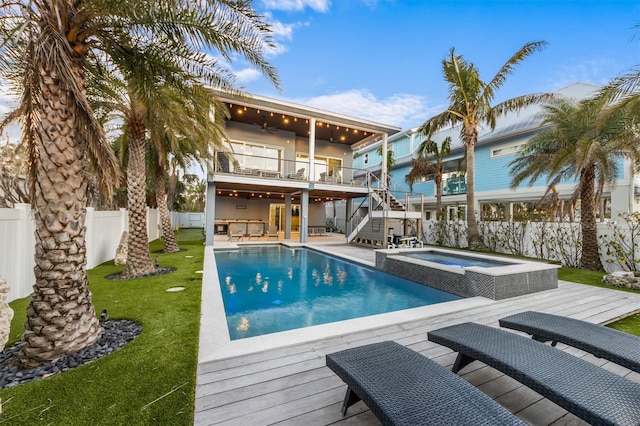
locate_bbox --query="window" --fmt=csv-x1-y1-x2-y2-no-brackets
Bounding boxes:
491,142,525,158
296,153,343,182
229,141,282,171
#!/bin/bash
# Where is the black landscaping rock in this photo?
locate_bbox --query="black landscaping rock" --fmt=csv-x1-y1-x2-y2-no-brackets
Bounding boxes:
106,267,175,280
0,320,142,389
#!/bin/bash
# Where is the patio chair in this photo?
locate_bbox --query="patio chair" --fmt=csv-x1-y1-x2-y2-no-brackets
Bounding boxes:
286,168,306,180
326,341,524,425
427,322,640,426
350,176,364,186
228,231,243,241
499,310,640,373
267,225,279,240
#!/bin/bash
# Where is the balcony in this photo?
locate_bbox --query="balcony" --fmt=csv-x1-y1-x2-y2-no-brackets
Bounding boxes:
443,175,466,195
212,151,373,187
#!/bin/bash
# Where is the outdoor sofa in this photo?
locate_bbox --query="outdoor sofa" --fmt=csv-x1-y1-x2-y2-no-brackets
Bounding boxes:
326,340,524,425
427,322,640,426
499,310,640,373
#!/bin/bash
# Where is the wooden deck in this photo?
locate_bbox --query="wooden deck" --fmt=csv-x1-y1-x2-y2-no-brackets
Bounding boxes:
196,243,640,426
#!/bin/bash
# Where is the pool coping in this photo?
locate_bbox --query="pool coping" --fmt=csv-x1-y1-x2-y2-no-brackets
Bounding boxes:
198,244,495,363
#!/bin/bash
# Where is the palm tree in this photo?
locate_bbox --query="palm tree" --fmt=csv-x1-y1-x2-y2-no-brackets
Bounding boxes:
96,4,278,277
184,179,207,212
405,137,452,220
418,42,550,249
0,0,277,367
147,89,228,254
375,144,395,184
510,96,639,271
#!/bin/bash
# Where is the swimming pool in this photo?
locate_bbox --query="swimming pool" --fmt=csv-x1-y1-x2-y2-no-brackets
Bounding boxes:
401,251,512,268
214,245,461,339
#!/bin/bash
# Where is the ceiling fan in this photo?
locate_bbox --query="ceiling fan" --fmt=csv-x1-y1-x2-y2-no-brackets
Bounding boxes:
253,115,278,134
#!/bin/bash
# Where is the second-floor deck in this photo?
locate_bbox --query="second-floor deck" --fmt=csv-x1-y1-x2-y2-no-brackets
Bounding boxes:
210,152,378,200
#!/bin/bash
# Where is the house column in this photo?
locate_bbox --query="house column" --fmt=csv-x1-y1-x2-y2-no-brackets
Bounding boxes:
345,199,352,238
285,194,292,239
205,181,216,245
505,202,513,222
300,190,309,243
308,118,316,181
381,132,388,189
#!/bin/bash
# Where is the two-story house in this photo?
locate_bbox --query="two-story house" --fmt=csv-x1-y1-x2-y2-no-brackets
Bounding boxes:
204,89,403,246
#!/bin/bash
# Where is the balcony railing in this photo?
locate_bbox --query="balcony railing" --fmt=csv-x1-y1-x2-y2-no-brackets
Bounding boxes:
213,151,374,187
443,175,466,195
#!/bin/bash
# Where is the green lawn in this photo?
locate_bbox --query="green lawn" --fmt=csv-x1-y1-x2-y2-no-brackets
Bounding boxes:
0,228,204,425
1,235,639,425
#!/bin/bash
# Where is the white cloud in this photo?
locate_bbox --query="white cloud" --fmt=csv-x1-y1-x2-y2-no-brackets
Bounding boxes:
235,68,264,84
262,17,293,58
266,16,295,40
296,89,443,129
259,0,330,13
548,58,617,90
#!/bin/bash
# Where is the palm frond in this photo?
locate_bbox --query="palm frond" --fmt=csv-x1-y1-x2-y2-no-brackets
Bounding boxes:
485,41,547,96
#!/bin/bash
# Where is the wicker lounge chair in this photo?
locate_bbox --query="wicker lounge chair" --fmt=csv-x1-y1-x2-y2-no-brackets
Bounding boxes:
499,310,640,373
228,231,243,241
326,341,524,425
427,322,640,426
286,168,306,180
266,225,279,240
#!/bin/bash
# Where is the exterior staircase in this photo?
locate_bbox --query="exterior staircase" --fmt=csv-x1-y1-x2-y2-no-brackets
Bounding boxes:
347,188,418,244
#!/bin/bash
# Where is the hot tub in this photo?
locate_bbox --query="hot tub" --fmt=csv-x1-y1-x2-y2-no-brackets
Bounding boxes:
375,248,559,300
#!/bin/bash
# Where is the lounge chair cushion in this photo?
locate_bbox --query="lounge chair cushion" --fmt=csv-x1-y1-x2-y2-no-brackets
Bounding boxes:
499,310,640,373
428,322,640,426
326,341,524,425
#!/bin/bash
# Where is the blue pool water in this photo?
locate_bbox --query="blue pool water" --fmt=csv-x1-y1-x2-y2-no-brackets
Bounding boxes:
401,251,512,268
215,245,461,340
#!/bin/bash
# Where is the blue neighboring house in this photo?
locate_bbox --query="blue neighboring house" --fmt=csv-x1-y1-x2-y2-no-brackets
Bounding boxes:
351,82,636,223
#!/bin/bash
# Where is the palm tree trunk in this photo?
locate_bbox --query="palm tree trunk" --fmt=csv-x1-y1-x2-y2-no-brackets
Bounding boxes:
155,167,180,253
464,127,484,249
123,108,155,277
580,166,604,271
167,169,178,211
435,175,443,220
18,68,101,368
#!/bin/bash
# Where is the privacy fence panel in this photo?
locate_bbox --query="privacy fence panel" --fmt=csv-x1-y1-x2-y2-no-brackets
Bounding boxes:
0,206,161,302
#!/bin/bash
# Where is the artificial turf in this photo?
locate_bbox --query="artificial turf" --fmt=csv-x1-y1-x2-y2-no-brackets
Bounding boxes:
0,228,204,425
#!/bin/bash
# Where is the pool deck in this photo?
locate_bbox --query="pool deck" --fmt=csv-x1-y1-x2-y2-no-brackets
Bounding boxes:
196,238,640,426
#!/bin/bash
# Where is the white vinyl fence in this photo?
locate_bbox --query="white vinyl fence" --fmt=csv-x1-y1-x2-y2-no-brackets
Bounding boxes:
170,211,205,229
0,205,161,303
422,219,628,272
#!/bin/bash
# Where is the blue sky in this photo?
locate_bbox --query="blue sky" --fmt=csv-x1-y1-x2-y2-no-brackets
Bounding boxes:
230,0,640,130
0,0,638,141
